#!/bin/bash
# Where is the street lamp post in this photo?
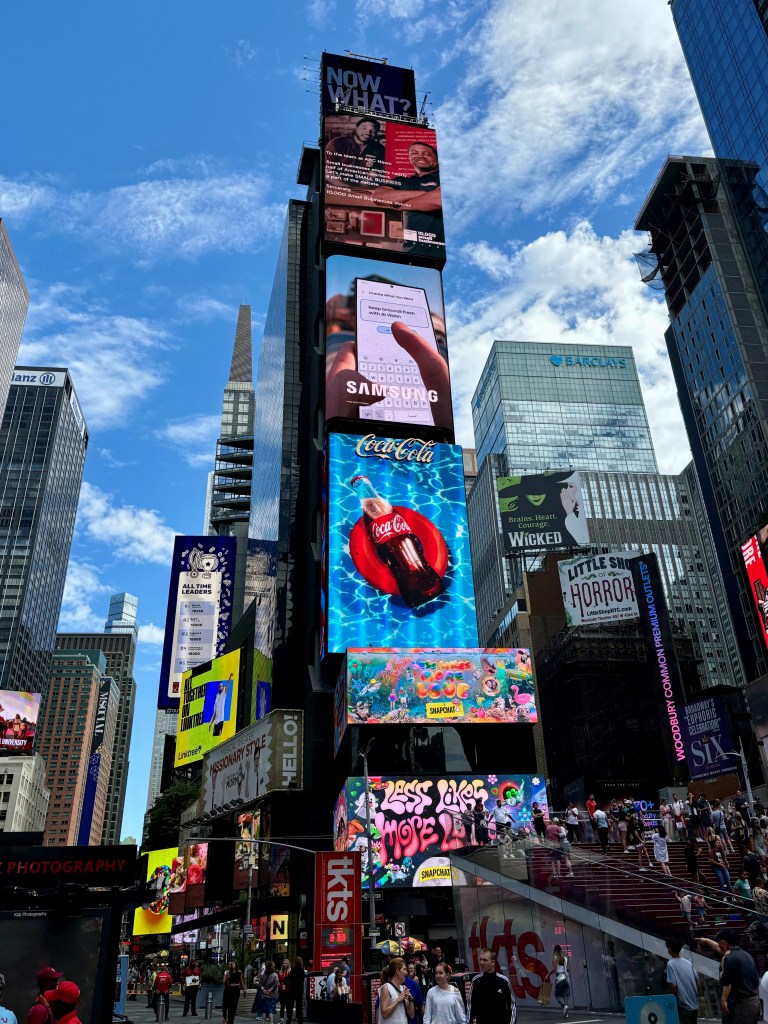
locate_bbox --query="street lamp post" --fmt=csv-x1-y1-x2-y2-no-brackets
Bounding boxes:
358,740,378,963
724,738,755,809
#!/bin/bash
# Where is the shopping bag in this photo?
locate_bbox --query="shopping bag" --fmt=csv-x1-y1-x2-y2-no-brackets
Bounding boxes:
539,981,552,1005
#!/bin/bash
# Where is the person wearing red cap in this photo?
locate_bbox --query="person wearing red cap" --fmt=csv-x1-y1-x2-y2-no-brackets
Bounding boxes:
27,969,63,1024
46,983,81,1024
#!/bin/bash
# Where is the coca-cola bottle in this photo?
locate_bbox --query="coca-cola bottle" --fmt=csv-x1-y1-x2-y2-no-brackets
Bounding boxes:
350,475,445,608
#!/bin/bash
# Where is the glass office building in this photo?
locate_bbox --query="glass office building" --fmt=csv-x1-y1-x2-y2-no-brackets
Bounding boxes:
0,221,29,423
472,341,658,475
0,368,87,700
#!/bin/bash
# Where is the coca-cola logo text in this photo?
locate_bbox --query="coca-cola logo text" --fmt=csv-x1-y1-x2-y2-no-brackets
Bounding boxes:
371,512,411,545
355,434,435,463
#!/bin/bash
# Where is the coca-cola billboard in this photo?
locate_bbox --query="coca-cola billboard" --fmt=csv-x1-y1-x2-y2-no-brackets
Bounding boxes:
323,433,478,654
742,527,768,651
333,774,547,889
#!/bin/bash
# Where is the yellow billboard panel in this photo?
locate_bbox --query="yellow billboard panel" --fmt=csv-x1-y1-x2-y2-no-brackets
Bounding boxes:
132,847,177,936
175,649,240,768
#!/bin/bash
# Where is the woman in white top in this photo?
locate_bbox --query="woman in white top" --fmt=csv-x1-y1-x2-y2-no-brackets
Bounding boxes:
423,964,465,1024
653,825,672,875
378,959,415,1024
547,946,570,1019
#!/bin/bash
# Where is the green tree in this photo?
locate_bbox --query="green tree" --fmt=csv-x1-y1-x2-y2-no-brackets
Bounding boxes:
143,780,200,849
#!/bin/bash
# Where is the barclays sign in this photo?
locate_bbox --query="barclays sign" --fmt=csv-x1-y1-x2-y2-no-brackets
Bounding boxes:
550,354,627,369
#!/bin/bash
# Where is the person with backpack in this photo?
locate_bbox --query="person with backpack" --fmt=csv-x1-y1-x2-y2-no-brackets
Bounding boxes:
152,964,173,1023
547,946,571,1019
257,962,279,1024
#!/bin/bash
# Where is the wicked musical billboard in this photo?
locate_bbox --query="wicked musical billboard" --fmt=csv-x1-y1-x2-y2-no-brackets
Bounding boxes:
323,115,444,260
325,255,453,432
334,774,547,888
323,434,478,655
497,471,590,553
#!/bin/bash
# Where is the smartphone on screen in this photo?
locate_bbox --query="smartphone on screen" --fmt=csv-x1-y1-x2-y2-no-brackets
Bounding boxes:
354,277,440,426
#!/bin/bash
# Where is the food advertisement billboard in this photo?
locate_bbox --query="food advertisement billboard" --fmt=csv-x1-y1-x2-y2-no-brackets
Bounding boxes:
157,536,236,710
334,774,546,888
168,842,208,914
133,847,176,936
325,255,452,431
497,471,589,553
680,696,737,780
323,115,444,261
324,433,478,654
558,551,640,626
0,690,41,753
339,648,536,735
742,528,768,651
174,649,240,768
320,53,416,117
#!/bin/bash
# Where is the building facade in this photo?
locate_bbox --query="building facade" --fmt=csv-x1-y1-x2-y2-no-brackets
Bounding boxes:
0,367,88,699
56,629,136,844
0,753,49,834
105,592,139,641
145,707,179,812
635,156,768,681
0,222,29,422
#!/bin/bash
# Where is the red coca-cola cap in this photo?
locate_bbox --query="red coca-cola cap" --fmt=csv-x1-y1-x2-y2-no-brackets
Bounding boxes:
350,475,368,486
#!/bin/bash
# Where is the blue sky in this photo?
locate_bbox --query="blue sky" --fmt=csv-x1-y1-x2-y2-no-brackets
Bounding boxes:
1,0,710,840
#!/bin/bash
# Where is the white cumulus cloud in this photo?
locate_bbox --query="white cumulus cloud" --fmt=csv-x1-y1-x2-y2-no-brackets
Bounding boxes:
138,623,166,645
76,481,179,564
155,413,221,469
58,559,112,632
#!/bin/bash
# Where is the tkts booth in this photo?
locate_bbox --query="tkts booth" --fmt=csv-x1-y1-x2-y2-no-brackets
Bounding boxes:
0,843,139,1024
308,851,363,1023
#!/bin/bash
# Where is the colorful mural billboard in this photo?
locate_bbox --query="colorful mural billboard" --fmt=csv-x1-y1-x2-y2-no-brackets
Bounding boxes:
133,847,176,936
334,648,536,753
323,434,478,654
334,774,547,888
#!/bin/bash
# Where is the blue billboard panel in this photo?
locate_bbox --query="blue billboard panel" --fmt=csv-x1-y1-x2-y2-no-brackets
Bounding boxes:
77,676,115,846
680,696,738,780
157,536,237,710
324,434,478,654
334,773,548,888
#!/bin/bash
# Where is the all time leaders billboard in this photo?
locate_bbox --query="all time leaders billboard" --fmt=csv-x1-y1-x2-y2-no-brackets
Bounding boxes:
320,53,416,117
559,551,640,626
497,471,590,553
325,255,453,431
174,649,240,768
157,536,236,710
742,526,768,651
323,115,444,260
323,433,478,654
334,774,547,888
0,690,41,753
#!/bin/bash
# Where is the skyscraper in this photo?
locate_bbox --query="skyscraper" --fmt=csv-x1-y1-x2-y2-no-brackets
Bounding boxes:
0,221,30,422
635,155,768,680
0,367,88,699
56,627,136,844
104,592,139,641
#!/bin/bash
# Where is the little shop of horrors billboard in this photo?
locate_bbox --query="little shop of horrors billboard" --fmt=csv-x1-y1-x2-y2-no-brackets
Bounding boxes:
334,774,546,889
558,551,640,627
334,648,536,755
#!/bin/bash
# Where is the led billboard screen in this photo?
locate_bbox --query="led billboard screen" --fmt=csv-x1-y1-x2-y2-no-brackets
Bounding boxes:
324,433,478,654
168,842,208,914
497,471,589,553
339,648,536,734
174,649,240,768
323,115,444,261
742,528,768,651
157,536,236,710
680,696,737,780
320,53,416,117
133,847,176,936
325,255,453,432
0,690,41,753
334,774,547,888
558,551,640,626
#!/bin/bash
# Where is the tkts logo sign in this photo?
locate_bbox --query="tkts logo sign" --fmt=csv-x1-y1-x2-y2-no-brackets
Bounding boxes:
314,852,362,998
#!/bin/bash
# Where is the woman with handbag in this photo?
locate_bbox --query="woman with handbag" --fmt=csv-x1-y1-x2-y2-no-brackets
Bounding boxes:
547,946,571,1019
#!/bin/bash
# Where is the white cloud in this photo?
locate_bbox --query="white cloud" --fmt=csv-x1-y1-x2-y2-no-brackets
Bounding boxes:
231,39,257,67
138,623,166,645
0,175,57,219
434,0,709,231
176,296,235,322
307,0,336,28
448,220,688,474
58,560,112,632
19,285,168,430
155,413,221,468
76,481,179,564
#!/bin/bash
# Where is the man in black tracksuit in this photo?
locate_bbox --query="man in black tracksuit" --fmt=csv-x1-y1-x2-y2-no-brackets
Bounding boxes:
468,948,516,1024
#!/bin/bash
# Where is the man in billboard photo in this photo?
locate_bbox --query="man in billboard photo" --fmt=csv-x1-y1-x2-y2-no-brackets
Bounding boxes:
373,141,444,250
325,116,385,187
210,672,234,736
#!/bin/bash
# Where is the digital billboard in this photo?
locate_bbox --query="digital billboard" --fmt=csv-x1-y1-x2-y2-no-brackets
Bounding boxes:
76,676,116,846
0,690,41,753
157,536,236,710
742,529,768,650
334,774,547,888
320,53,416,117
338,648,536,741
323,115,444,260
168,842,208,915
324,433,478,654
497,471,589,553
680,696,737,780
558,551,640,626
174,648,240,768
132,847,176,936
325,255,453,431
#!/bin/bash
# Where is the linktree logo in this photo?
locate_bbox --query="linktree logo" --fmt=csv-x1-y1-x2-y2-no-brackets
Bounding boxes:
550,354,627,369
